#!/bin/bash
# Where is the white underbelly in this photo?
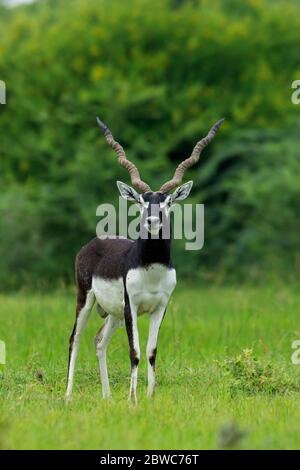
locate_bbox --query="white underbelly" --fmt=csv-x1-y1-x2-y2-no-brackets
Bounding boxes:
92,276,124,318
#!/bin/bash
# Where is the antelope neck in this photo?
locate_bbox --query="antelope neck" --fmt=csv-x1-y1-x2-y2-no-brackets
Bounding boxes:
135,236,172,268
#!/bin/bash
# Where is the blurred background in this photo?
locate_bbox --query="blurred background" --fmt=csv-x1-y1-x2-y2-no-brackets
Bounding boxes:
0,0,299,290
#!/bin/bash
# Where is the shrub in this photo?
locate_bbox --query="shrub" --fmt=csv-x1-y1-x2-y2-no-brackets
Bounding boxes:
219,349,300,396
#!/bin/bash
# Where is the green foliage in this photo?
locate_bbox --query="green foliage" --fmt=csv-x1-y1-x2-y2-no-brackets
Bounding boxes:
220,349,299,396
0,0,300,288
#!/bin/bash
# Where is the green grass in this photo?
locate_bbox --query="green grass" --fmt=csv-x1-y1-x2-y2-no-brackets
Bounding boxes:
1,284,300,450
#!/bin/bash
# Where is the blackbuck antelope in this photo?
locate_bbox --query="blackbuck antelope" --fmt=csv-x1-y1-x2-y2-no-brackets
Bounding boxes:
66,117,224,402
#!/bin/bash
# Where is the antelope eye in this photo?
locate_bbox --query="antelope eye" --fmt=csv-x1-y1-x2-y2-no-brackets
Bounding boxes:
138,196,149,208
160,197,171,209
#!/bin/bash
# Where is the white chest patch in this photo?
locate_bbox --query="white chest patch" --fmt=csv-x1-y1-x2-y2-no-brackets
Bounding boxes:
92,264,176,319
126,264,176,315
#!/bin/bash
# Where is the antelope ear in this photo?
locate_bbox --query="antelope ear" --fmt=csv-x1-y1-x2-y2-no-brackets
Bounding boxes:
170,181,193,202
116,181,140,202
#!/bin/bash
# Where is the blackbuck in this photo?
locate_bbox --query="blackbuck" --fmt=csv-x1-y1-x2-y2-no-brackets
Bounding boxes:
66,117,224,402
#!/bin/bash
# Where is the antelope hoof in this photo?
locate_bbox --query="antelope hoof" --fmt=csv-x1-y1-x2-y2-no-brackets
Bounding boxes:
129,391,138,405
65,393,72,404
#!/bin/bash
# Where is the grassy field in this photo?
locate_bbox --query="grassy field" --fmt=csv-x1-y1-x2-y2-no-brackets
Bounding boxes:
1,284,300,450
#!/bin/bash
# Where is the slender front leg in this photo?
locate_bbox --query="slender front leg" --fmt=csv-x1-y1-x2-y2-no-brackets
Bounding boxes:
124,292,140,404
146,306,166,397
94,315,118,399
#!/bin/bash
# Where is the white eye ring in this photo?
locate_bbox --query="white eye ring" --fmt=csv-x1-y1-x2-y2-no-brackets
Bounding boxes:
139,196,149,208
160,197,171,209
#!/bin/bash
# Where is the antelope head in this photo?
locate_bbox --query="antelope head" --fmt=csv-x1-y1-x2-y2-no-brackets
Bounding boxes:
96,117,224,236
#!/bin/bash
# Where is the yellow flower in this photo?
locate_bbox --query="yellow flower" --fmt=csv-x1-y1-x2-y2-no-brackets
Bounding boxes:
90,65,106,82
248,0,262,8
